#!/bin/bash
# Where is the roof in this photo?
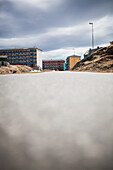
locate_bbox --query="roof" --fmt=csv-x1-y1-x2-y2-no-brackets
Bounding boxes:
43,59,65,62
67,55,81,58
0,47,42,52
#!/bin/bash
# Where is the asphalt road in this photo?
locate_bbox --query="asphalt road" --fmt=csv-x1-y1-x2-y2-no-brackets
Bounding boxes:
0,71,113,170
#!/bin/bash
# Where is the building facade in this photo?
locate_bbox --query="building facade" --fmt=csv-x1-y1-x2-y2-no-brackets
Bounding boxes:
0,48,42,69
66,55,81,70
43,60,65,71
84,47,100,58
110,41,113,46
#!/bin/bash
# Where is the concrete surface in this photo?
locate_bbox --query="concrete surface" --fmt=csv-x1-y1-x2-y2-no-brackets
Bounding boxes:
0,71,113,170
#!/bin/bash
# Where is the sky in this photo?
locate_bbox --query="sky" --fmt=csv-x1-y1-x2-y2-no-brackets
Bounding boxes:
0,0,113,60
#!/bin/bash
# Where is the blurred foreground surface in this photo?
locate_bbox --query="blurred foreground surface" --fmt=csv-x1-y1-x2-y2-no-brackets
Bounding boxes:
0,71,113,170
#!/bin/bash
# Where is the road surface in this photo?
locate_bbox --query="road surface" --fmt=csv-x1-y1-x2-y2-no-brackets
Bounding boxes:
0,71,113,170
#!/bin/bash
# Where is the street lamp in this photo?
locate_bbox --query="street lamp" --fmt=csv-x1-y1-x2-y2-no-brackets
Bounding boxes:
89,22,94,67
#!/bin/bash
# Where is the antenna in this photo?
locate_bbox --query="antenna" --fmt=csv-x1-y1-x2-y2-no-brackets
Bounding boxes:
73,48,75,55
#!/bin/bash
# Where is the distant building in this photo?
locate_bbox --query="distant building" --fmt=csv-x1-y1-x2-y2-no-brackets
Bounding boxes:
43,60,65,71
110,41,113,46
0,48,42,69
84,47,100,58
0,55,7,66
66,55,81,70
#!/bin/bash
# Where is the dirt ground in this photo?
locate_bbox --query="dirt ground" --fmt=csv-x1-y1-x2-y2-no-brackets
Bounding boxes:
0,65,33,74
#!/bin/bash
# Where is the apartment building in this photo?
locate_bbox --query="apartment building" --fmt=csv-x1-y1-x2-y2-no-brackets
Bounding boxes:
43,60,65,71
0,48,42,69
66,55,81,70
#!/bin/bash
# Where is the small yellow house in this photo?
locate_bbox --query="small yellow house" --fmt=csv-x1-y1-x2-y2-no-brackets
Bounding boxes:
66,55,81,70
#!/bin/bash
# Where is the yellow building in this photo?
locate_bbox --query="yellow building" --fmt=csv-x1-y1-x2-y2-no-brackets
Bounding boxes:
66,55,81,70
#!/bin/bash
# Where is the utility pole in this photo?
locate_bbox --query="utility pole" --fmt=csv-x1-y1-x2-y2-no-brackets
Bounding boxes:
89,22,94,67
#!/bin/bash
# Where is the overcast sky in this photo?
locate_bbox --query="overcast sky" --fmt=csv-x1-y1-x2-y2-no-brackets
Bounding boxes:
0,0,113,59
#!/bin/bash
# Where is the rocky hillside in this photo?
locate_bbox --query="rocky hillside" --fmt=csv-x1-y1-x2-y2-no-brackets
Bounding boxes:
0,65,33,74
72,44,113,72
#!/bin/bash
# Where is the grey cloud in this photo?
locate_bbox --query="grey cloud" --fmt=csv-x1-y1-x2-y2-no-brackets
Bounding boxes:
0,0,113,50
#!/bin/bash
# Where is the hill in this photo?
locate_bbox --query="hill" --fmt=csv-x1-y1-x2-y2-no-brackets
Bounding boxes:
72,43,113,72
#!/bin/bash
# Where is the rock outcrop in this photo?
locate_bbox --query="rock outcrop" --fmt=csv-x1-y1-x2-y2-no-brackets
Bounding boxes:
72,44,113,72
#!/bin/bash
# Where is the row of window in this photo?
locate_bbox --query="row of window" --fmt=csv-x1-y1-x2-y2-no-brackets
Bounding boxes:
43,64,63,66
43,62,64,64
8,58,36,60
10,61,36,64
44,66,64,68
0,50,36,54
43,61,64,62
7,54,36,57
